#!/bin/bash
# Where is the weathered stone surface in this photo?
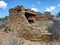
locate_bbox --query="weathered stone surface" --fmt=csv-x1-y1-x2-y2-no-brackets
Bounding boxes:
4,5,53,42
1,5,60,45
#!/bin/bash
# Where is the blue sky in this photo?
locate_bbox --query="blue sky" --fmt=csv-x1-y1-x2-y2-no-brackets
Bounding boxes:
0,0,60,18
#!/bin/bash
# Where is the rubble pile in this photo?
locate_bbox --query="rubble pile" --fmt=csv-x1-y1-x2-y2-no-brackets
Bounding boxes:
4,5,53,42
1,5,59,45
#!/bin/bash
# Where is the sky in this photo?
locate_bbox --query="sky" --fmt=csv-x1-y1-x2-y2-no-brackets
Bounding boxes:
0,0,60,18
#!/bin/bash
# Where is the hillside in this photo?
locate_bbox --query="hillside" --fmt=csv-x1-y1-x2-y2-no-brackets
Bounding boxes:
0,5,60,45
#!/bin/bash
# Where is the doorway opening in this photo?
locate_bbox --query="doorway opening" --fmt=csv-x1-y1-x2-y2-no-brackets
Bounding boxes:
25,12,35,23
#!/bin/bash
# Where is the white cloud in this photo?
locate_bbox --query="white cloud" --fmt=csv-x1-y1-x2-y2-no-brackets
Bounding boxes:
45,6,56,12
31,8,39,12
37,1,40,4
0,0,8,9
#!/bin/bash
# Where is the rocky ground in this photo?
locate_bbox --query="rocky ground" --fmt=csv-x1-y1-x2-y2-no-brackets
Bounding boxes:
0,5,60,45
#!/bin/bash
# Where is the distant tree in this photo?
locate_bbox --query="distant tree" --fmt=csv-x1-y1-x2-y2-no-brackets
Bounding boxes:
0,18,2,21
0,16,8,21
4,16,8,20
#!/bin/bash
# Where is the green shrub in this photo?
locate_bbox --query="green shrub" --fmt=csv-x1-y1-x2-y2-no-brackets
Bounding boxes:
0,16,8,21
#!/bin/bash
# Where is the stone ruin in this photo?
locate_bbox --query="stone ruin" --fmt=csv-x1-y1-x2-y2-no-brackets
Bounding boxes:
4,5,53,42
1,5,60,45
8,5,52,23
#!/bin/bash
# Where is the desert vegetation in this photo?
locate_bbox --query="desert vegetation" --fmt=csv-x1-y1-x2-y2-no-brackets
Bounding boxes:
0,16,8,21
0,16,8,29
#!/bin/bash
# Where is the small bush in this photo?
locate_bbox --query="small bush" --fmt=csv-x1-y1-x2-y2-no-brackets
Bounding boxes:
0,16,8,21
